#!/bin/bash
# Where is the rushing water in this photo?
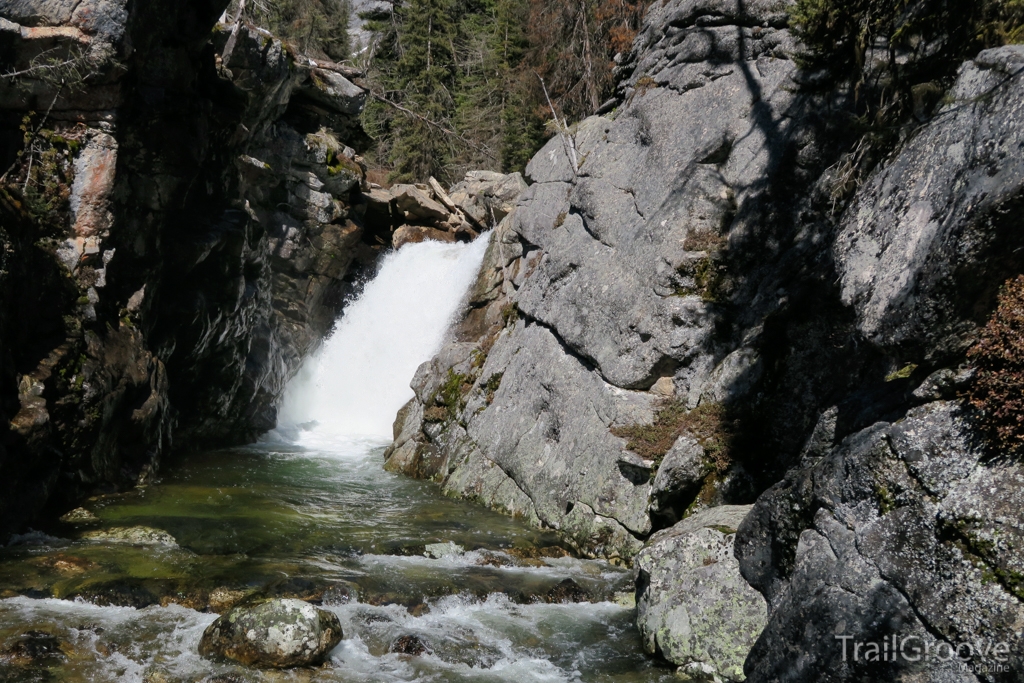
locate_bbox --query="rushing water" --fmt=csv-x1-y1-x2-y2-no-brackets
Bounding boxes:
0,238,674,682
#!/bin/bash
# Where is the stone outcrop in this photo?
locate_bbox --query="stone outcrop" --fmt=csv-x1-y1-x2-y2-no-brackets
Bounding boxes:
386,0,1024,679
364,171,524,250
734,46,1024,683
0,1,386,539
199,598,343,668
736,401,1024,682
385,0,807,563
636,505,766,682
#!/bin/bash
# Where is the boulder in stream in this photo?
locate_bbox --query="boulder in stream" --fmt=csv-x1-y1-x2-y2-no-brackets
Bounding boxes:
80,526,178,547
423,541,465,559
390,634,431,656
198,598,343,668
543,578,592,604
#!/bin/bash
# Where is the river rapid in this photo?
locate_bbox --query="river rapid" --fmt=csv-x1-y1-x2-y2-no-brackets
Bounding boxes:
0,237,674,682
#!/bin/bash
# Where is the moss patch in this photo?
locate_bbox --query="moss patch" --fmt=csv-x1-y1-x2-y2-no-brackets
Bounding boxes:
428,369,472,423
611,401,736,478
885,363,918,382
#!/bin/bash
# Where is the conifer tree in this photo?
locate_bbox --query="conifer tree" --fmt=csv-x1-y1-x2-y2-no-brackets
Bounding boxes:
363,0,649,182
365,0,461,182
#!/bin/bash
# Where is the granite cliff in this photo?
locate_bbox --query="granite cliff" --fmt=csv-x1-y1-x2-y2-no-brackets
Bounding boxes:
386,0,1024,680
0,0,383,539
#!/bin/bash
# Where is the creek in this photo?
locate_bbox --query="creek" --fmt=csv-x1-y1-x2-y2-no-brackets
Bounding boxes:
0,238,673,682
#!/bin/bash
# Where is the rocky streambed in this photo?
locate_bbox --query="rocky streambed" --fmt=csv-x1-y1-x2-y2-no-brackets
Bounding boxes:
0,437,673,682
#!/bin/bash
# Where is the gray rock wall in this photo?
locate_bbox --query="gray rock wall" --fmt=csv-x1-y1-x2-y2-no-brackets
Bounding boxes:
735,46,1024,683
0,0,383,538
388,1,1024,680
385,0,824,562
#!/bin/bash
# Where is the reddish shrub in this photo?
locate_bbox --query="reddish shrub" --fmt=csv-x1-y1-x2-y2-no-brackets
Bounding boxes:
967,275,1024,456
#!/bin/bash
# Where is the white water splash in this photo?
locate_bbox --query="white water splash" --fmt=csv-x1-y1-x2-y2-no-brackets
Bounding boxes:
278,236,489,440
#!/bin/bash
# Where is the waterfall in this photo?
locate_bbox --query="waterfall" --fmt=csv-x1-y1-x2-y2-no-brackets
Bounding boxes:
277,235,490,441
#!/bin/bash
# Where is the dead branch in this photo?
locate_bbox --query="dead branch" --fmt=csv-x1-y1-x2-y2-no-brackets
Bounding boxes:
535,72,579,176
370,90,498,161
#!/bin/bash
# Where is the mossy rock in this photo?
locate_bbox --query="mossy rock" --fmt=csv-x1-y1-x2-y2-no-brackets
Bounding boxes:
199,598,343,669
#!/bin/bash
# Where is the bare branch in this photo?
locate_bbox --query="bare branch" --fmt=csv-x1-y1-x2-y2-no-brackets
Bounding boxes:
369,90,498,161
535,72,579,176
2,46,96,92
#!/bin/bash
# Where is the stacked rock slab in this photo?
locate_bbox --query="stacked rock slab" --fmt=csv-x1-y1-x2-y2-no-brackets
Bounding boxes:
366,172,526,250
0,2,378,539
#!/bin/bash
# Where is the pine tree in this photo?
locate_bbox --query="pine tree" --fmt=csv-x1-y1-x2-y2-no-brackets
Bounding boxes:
362,0,650,182
364,0,461,183
454,0,541,174
248,0,353,62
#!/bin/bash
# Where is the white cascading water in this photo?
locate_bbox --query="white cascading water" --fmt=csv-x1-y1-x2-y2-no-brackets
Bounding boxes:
0,231,657,683
277,235,490,442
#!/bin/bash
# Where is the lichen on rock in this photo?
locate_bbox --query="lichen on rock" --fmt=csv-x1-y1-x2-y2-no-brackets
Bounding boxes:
198,598,343,669
636,506,766,682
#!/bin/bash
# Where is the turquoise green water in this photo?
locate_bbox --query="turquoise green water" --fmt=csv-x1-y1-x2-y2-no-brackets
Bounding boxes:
0,436,675,682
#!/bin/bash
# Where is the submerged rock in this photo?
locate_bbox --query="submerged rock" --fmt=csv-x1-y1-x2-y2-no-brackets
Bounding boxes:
71,578,159,608
58,508,99,525
389,634,431,656
636,506,766,682
1,631,67,666
543,578,592,604
199,599,343,669
423,541,465,559
80,526,178,547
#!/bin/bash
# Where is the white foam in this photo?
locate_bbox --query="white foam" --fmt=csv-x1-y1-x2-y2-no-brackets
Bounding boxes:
278,236,490,440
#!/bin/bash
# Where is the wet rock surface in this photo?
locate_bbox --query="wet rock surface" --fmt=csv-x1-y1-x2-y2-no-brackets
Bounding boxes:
542,578,592,604
198,599,343,669
389,634,431,656
80,526,178,547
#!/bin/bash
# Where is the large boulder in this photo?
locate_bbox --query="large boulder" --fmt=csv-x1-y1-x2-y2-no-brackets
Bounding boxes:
636,505,767,682
392,224,456,250
199,599,343,669
391,184,451,223
303,68,366,116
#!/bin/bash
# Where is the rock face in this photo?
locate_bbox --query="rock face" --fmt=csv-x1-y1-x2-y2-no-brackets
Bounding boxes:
385,0,808,562
0,2,388,539
199,599,343,668
735,400,1024,682
636,506,766,682
388,1,1024,679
